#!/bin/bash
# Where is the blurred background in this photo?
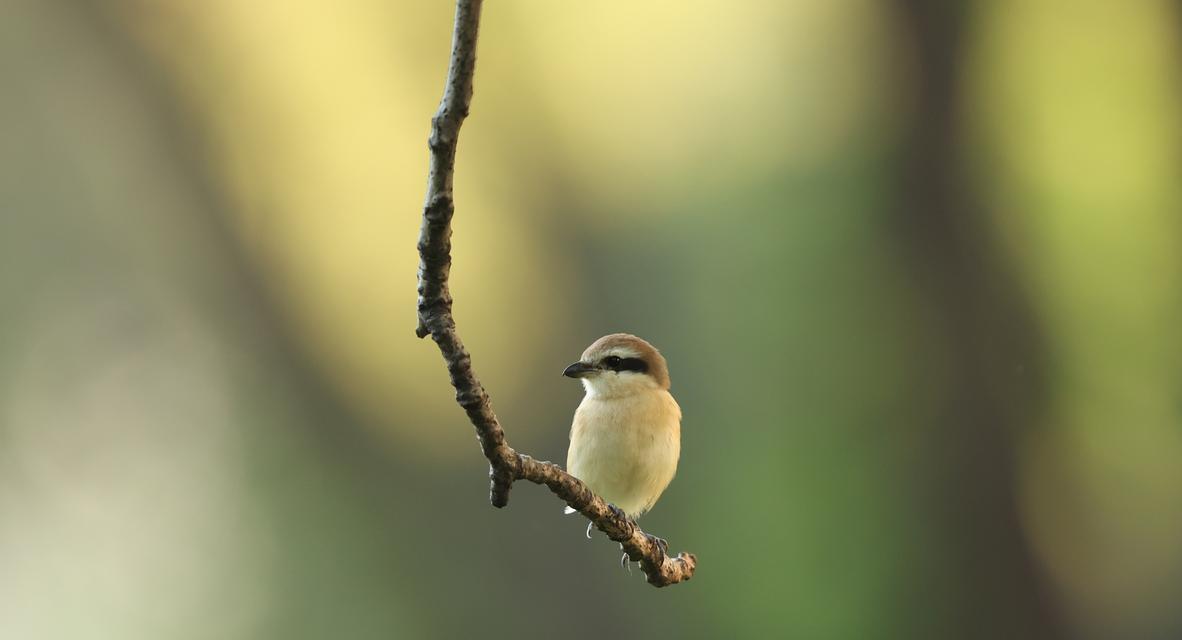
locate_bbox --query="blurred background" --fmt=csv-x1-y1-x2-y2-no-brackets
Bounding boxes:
2,0,1180,638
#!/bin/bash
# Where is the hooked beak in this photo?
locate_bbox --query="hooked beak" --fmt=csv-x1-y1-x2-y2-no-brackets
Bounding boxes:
563,361,598,378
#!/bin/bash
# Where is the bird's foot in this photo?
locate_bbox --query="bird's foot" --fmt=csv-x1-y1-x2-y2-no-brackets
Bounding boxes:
648,535,669,555
607,504,638,535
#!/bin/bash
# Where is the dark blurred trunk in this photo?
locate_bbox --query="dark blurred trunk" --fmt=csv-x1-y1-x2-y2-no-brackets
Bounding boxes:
890,2,1067,638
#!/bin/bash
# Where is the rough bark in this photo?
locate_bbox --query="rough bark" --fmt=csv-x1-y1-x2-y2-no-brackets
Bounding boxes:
414,0,696,588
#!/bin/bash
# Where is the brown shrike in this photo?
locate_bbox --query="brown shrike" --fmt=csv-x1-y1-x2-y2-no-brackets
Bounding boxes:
563,334,681,530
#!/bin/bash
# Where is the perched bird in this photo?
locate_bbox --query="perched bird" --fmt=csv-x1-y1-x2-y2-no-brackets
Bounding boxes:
563,334,682,526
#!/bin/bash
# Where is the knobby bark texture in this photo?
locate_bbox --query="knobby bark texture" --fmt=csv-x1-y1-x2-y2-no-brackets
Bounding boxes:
414,0,696,588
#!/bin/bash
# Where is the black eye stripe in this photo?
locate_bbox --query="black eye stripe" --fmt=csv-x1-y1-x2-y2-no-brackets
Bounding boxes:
617,357,647,372
602,356,647,373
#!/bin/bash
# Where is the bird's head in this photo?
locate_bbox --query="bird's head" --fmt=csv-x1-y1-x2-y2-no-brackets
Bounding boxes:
563,333,670,397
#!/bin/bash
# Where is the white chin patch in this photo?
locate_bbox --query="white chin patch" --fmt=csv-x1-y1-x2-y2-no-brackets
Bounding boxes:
583,371,652,398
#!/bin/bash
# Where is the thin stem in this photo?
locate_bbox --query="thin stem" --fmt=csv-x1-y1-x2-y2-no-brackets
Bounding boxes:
414,0,696,587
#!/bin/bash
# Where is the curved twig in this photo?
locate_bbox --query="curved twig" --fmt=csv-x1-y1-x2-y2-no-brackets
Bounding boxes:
414,0,696,587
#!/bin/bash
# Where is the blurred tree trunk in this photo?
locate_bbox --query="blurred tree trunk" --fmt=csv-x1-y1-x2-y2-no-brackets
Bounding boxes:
890,1,1067,638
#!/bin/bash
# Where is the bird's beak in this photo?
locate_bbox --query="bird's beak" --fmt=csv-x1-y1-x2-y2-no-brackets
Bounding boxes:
563,361,598,378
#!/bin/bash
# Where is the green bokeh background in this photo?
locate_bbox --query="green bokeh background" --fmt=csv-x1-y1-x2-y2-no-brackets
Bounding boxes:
2,1,1180,639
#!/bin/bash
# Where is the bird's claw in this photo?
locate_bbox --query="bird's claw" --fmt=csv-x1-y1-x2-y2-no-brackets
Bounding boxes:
585,521,594,540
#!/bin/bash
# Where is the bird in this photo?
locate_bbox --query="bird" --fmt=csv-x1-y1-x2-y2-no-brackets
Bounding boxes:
562,333,682,555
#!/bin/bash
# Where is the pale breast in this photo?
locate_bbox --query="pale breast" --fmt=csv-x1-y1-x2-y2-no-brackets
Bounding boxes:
566,390,681,517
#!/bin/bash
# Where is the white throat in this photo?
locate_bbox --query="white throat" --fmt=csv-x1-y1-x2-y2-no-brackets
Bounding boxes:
582,372,659,399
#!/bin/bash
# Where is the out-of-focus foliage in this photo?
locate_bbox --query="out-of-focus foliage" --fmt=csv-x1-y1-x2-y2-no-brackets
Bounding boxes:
1,0,1178,638
970,2,1182,636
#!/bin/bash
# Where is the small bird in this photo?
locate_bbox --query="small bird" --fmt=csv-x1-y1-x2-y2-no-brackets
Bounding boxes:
563,334,682,529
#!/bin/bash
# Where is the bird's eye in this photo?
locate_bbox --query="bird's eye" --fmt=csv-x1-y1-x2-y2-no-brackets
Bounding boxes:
603,355,622,369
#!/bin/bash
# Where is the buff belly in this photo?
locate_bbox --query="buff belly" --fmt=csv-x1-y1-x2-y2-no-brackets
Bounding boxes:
566,390,681,517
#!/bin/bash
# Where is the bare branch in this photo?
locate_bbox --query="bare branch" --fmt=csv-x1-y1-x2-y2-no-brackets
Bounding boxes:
414,0,697,587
